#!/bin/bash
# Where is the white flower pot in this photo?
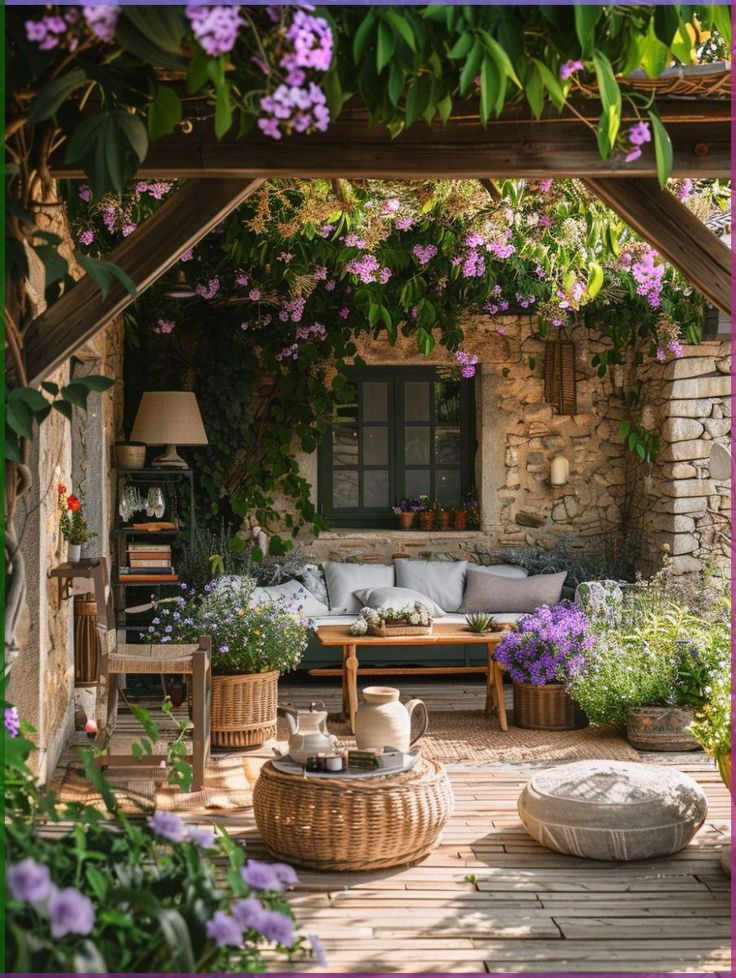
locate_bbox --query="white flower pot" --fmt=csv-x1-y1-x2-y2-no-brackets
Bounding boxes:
67,543,82,563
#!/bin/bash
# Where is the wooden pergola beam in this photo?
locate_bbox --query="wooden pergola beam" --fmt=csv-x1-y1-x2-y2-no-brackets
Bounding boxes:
49,103,730,181
23,178,264,386
585,178,732,315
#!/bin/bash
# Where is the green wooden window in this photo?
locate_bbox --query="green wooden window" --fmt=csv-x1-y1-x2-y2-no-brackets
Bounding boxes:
318,367,476,528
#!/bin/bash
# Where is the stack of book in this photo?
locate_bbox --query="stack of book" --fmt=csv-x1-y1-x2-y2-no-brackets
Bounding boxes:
120,543,178,582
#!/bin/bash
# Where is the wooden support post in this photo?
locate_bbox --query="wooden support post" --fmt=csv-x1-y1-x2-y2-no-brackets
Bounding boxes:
23,178,264,387
585,177,732,315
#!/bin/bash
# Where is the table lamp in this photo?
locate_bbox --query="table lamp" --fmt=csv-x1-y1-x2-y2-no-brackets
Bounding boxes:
130,391,208,468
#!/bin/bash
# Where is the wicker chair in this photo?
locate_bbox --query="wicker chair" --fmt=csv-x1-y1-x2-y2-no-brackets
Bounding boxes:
97,637,212,791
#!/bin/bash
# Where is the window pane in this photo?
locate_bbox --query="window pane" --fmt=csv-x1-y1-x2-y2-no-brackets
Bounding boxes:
333,427,358,465
333,470,359,508
434,427,462,464
363,470,389,508
404,382,430,421
434,381,461,423
334,382,358,423
362,427,388,465
405,426,430,464
405,469,430,498
435,469,461,507
362,382,388,422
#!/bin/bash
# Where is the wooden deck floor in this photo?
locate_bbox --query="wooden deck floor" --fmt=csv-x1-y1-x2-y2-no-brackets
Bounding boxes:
61,680,732,974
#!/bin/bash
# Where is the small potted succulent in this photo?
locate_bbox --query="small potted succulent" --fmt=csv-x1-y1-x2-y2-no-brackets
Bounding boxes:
495,601,593,730
57,483,95,561
465,612,505,634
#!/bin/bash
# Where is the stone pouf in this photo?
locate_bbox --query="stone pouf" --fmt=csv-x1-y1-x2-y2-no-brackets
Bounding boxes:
518,760,707,861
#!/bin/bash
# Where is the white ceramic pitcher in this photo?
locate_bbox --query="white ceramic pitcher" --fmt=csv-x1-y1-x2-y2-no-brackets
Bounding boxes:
354,686,428,753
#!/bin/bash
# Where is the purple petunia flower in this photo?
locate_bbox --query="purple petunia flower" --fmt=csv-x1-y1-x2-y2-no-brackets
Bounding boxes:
187,826,216,849
148,810,186,843
7,858,52,904
48,886,96,938
206,910,243,948
309,933,328,966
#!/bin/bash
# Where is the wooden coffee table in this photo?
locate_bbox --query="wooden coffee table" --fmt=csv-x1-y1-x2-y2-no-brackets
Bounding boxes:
311,623,509,734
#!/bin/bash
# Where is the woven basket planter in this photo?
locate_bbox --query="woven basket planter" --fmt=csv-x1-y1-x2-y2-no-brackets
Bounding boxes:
211,670,279,748
512,681,588,731
254,757,454,871
368,621,433,638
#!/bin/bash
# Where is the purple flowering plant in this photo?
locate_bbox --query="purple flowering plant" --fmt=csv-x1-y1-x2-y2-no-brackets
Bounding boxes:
5,701,320,973
495,601,594,686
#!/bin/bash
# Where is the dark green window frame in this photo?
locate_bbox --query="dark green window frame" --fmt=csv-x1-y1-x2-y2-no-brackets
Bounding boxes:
318,366,477,529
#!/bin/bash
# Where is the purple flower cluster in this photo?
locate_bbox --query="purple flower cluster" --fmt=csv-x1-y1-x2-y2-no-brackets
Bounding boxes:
281,10,333,83
78,185,92,203
83,5,120,43
5,705,20,738
624,120,651,163
630,246,664,308
25,14,69,50
186,4,245,56
7,859,95,938
136,180,173,200
258,82,329,140
279,296,306,322
412,243,438,265
495,601,594,686
196,277,221,300
78,229,95,246
484,285,510,317
345,253,391,284
676,178,693,202
295,321,326,342
559,59,584,80
455,349,479,379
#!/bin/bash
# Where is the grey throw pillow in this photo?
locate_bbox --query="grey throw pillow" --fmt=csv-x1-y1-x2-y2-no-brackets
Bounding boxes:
353,586,444,619
323,561,395,613
471,563,528,579
395,558,468,613
460,568,567,614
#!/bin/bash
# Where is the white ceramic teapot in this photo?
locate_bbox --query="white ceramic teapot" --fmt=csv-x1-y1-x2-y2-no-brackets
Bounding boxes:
278,701,338,764
354,686,428,753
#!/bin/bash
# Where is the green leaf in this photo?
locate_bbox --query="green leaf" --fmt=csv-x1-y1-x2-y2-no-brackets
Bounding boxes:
437,93,453,124
147,86,182,141
388,63,404,106
123,4,184,55
383,9,417,52
214,80,233,138
377,20,396,73
586,261,604,299
34,244,68,291
640,20,670,78
648,111,673,187
406,75,432,126
77,254,137,299
6,401,34,440
532,58,565,112
61,382,91,409
322,68,346,116
711,5,732,47
115,111,149,164
186,44,209,94
448,32,474,59
479,55,501,123
415,326,435,356
574,5,599,56
524,63,544,119
53,400,73,422
479,31,522,88
353,12,376,61
653,4,682,47
459,42,483,96
592,51,621,148
85,865,109,903
41,381,59,396
78,375,115,394
28,69,88,124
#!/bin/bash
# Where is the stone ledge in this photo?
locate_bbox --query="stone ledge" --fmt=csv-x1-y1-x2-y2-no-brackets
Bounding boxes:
318,530,485,540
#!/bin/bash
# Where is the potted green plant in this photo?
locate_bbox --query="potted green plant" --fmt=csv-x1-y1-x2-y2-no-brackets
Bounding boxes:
690,666,731,792
57,483,95,561
145,579,309,747
568,582,730,751
494,602,592,730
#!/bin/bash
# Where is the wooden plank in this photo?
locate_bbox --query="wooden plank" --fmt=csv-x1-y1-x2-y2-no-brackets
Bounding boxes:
23,178,264,386
585,177,732,314
49,101,731,180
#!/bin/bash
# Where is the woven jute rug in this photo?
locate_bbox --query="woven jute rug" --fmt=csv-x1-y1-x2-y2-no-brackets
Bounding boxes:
277,711,638,764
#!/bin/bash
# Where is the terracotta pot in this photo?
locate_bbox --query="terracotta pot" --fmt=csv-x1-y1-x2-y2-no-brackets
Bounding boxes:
397,512,415,530
626,706,700,752
418,511,435,531
211,670,279,748
512,682,588,731
438,511,451,530
452,511,467,531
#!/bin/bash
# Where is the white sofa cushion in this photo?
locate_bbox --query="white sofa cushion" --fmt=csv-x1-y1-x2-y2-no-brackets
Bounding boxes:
395,558,467,613
354,585,444,619
250,580,330,617
323,561,395,614
470,563,528,578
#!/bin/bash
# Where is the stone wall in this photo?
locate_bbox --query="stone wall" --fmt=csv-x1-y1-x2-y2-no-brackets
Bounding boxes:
295,314,636,567
630,340,731,576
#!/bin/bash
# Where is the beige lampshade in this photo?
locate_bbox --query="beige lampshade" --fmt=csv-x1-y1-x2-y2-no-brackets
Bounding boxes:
130,392,208,446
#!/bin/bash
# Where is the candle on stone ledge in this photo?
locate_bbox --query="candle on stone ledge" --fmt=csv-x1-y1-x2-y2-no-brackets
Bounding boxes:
550,456,570,486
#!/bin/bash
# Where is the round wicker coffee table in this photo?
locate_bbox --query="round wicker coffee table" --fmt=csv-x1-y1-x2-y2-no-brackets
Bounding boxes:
253,758,454,872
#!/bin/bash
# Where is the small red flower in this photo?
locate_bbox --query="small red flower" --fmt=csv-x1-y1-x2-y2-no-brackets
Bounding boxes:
67,495,81,512
57,483,67,495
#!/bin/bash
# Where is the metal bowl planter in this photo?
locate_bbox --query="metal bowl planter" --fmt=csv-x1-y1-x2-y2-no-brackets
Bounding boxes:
626,706,700,752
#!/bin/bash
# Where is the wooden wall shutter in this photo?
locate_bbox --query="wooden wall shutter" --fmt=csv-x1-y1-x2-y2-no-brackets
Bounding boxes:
544,341,577,415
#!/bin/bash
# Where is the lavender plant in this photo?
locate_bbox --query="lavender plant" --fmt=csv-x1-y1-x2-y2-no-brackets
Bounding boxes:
494,602,594,686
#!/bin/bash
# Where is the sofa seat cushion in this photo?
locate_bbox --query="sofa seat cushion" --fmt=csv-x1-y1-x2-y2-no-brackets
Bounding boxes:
354,585,444,619
395,558,468,613
460,568,566,614
323,561,395,614
518,760,707,861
